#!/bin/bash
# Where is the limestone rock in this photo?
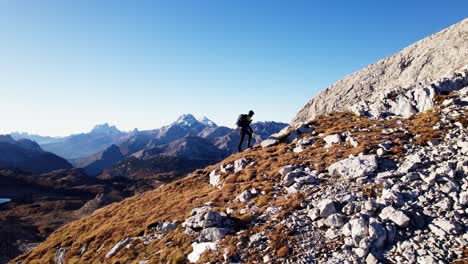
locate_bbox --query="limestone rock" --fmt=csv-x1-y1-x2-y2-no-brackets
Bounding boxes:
292,19,468,125
328,155,378,179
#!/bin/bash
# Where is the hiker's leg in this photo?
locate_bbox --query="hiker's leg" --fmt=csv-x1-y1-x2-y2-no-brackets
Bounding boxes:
247,131,252,148
238,130,245,152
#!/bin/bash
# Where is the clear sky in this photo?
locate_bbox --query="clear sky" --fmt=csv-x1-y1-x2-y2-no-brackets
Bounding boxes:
1,0,467,136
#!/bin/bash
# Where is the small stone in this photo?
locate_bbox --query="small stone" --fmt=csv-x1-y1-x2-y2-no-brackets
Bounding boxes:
459,191,468,206
350,217,369,246
325,213,347,227
324,134,342,147
318,199,336,218
325,228,341,239
209,170,222,188
234,158,248,172
428,224,446,237
199,227,231,242
307,208,320,221
379,206,410,227
366,252,379,264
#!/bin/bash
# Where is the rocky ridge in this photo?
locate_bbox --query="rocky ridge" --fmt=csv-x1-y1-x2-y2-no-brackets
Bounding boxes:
292,18,468,125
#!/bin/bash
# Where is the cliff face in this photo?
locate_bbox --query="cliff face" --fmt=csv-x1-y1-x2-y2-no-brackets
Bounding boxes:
292,18,468,125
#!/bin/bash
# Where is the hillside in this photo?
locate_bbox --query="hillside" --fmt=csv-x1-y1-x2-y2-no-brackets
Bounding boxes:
292,18,468,125
13,87,467,263
0,136,72,174
0,168,155,263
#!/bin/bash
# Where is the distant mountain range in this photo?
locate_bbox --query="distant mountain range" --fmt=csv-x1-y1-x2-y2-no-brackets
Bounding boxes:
0,135,72,174
10,115,288,177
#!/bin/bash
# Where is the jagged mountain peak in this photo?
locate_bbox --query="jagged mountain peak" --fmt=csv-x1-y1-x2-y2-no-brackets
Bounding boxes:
172,114,200,127
198,116,217,127
91,123,122,135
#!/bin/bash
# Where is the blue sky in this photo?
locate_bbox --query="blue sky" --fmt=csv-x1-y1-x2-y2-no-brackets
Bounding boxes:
0,0,467,136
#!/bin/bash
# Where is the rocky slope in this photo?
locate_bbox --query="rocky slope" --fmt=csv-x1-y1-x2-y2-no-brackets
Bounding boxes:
0,136,72,174
13,87,467,263
292,18,468,125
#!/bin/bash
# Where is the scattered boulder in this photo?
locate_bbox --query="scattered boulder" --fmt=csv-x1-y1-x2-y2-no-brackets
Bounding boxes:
325,213,346,227
187,242,218,263
199,227,231,242
324,134,342,148
234,158,248,172
328,155,378,179
209,169,222,188
106,238,130,259
236,188,258,203
261,138,279,148
318,199,336,218
379,206,410,227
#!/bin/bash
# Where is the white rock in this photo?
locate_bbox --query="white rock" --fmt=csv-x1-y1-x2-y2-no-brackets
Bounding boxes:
293,146,304,153
366,252,379,264
188,242,218,263
199,227,230,242
261,138,279,148
417,255,438,264
307,208,320,221
388,94,417,117
432,219,460,235
325,228,341,239
279,165,295,176
234,158,248,172
324,134,342,148
342,222,352,237
328,155,378,179
325,213,347,227
379,206,410,227
413,87,435,112
459,191,468,206
346,136,359,147
106,238,130,258
282,169,304,187
236,189,253,203
55,248,67,264
209,170,222,188
350,217,368,246
318,199,336,218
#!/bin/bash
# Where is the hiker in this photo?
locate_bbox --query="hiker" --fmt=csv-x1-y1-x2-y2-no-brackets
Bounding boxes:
237,110,255,152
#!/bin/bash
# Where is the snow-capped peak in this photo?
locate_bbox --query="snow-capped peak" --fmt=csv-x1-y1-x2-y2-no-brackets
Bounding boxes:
173,114,200,127
198,116,217,127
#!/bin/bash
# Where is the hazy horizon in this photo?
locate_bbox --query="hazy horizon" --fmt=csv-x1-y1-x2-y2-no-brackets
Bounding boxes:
1,1,467,136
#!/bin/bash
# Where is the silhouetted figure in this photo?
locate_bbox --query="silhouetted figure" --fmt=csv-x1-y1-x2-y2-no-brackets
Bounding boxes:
236,110,254,152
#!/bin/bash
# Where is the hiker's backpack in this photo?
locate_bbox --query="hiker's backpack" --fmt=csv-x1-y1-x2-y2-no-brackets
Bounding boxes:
236,114,249,127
